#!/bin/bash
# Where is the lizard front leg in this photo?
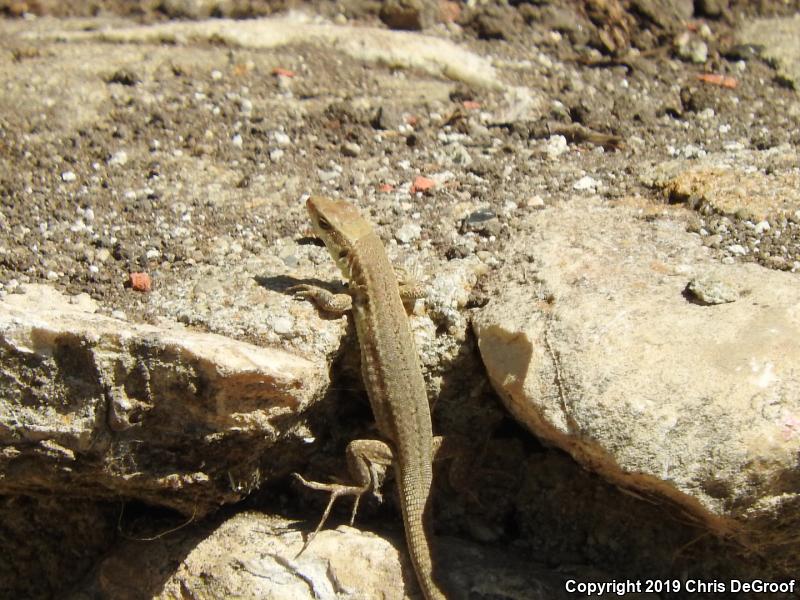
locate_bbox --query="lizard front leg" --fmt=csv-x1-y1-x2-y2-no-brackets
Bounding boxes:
288,284,353,314
293,438,394,555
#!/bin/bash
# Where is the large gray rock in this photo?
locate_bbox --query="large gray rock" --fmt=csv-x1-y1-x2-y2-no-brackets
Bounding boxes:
0,284,324,515
473,198,800,571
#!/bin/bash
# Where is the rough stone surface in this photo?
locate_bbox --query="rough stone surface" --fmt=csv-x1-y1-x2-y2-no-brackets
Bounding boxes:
30,14,501,90
642,147,800,220
738,14,800,90
0,284,324,515
473,198,800,571
75,512,579,599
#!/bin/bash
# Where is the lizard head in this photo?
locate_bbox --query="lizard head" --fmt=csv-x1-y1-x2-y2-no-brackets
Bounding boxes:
306,196,373,276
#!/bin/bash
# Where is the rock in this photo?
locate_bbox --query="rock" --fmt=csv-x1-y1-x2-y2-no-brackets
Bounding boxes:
473,198,800,572
738,14,800,89
158,0,222,19
573,175,600,192
108,149,128,166
460,209,500,237
379,0,435,31
75,512,582,599
466,4,521,41
395,222,421,243
544,134,568,159
675,32,708,64
342,141,361,157
43,16,501,90
642,150,800,221
694,0,727,18
0,285,325,515
372,104,405,130
685,275,738,305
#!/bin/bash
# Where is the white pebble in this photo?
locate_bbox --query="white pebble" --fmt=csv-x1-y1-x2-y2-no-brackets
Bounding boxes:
317,169,338,182
61,171,77,182
727,244,747,256
754,220,770,234
573,176,600,192
108,150,128,166
269,148,284,162
545,135,568,159
273,131,291,146
272,315,294,336
395,223,421,244
46,270,59,281
231,134,243,148
211,69,223,80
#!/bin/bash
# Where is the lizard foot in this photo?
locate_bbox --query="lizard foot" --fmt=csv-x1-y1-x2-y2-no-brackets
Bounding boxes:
292,472,367,557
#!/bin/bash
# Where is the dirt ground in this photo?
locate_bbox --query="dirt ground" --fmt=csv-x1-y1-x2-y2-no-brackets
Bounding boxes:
1,0,799,598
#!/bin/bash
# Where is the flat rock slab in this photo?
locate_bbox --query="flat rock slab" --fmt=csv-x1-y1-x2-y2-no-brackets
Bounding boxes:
738,14,800,90
26,14,501,90
0,284,324,515
473,198,800,571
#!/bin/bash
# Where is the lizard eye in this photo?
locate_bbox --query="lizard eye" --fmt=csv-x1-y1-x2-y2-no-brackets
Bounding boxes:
317,217,332,231
338,249,348,260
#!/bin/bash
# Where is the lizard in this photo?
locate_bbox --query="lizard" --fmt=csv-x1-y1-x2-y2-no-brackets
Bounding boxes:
289,195,447,600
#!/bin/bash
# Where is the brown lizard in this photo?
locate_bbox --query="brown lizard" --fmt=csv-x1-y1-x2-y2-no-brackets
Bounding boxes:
290,196,446,600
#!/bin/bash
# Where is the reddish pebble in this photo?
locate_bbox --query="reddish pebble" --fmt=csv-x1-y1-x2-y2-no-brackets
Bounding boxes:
405,114,419,127
129,272,152,292
463,100,481,110
411,176,435,194
439,0,461,22
378,183,394,193
272,67,296,78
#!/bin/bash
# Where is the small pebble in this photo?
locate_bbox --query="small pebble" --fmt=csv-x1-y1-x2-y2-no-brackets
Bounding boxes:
573,176,600,192
272,315,294,336
273,132,291,146
129,272,152,292
395,223,421,244
545,135,568,159
317,169,339,182
527,195,545,209
61,171,77,182
342,142,361,157
108,150,128,167
232,134,243,148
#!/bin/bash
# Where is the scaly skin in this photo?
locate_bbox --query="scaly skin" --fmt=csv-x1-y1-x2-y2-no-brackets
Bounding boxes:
295,196,445,600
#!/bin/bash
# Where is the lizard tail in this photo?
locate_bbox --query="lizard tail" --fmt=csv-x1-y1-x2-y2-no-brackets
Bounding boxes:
398,470,447,600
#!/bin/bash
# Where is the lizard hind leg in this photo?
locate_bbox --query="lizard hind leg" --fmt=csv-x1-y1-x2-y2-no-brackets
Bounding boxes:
293,438,394,556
